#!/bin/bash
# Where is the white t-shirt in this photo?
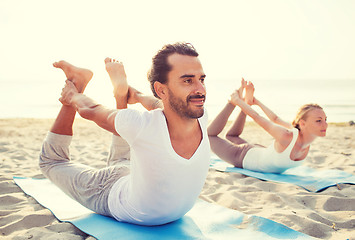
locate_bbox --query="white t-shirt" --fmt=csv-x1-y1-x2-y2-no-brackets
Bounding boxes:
108,109,210,226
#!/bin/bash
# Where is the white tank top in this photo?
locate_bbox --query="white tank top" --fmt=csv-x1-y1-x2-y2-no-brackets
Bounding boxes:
242,128,304,173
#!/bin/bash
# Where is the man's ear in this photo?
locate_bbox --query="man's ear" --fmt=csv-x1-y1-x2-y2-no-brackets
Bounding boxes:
154,82,167,100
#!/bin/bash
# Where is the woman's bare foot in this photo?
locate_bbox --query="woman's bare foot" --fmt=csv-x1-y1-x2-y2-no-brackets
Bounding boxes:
238,78,247,99
104,58,128,98
53,61,93,93
244,81,255,105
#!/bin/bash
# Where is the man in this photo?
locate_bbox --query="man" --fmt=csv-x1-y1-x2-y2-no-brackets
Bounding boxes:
39,42,210,226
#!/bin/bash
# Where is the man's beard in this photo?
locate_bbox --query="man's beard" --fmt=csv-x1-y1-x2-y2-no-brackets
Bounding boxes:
167,88,205,119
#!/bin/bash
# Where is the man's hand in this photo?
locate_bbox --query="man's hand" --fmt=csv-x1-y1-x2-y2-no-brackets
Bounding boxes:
59,80,79,106
127,86,142,104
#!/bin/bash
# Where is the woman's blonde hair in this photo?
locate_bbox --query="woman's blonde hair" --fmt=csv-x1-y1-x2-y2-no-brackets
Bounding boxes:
292,104,323,130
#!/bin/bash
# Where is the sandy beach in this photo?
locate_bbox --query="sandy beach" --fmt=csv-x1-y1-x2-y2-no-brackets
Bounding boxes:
0,118,354,239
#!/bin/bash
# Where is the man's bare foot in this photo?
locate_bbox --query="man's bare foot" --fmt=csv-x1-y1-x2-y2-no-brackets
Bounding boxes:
245,81,255,105
104,58,128,98
53,60,93,93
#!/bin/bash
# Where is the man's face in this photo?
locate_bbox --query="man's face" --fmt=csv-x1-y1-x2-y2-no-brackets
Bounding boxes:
165,53,206,119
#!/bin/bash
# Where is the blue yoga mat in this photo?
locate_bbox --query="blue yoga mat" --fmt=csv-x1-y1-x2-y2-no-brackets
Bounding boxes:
14,177,313,240
210,158,355,192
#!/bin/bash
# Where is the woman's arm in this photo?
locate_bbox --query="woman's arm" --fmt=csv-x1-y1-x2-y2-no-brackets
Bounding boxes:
230,91,292,144
207,102,235,136
253,97,293,129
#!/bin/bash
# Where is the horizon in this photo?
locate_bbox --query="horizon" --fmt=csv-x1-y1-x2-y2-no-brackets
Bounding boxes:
1,0,354,121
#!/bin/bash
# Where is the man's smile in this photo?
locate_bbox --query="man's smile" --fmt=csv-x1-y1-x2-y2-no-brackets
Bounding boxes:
188,95,205,106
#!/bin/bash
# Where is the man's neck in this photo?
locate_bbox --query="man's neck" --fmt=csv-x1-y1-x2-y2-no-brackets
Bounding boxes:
162,108,203,160
162,108,200,140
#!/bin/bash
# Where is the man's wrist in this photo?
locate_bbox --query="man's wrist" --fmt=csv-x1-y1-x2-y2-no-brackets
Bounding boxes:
227,100,237,107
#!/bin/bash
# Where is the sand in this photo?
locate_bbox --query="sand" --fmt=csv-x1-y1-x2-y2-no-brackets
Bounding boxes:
0,118,354,239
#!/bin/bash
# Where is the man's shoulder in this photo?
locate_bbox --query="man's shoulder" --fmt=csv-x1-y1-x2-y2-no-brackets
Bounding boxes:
141,108,164,120
118,108,162,116
115,109,165,140
117,108,164,123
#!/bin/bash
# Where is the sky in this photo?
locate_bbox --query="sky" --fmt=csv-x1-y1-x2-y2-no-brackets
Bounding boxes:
0,0,354,118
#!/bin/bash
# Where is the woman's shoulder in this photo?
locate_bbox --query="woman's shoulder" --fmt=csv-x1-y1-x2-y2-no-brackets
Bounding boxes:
279,128,297,147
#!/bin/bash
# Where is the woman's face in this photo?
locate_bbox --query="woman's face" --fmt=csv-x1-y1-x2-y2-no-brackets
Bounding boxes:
302,109,328,137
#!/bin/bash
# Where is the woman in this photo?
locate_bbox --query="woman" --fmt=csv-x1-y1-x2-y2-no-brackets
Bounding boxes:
208,79,328,173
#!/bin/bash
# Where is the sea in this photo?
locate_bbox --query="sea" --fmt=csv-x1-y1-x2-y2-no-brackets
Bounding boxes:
1,78,354,123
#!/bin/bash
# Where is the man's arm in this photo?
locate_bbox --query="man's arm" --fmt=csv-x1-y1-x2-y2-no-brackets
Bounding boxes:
128,86,163,110
60,80,118,135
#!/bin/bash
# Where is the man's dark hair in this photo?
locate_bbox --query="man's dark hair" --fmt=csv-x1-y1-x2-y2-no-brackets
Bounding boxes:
148,42,199,99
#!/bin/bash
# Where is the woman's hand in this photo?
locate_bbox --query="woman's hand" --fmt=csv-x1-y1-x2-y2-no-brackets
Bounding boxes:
229,90,243,106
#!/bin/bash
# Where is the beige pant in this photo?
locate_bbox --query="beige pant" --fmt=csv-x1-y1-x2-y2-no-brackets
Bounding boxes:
39,132,130,216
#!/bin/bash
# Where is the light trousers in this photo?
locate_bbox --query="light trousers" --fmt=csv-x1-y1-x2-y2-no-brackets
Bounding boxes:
39,132,130,216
